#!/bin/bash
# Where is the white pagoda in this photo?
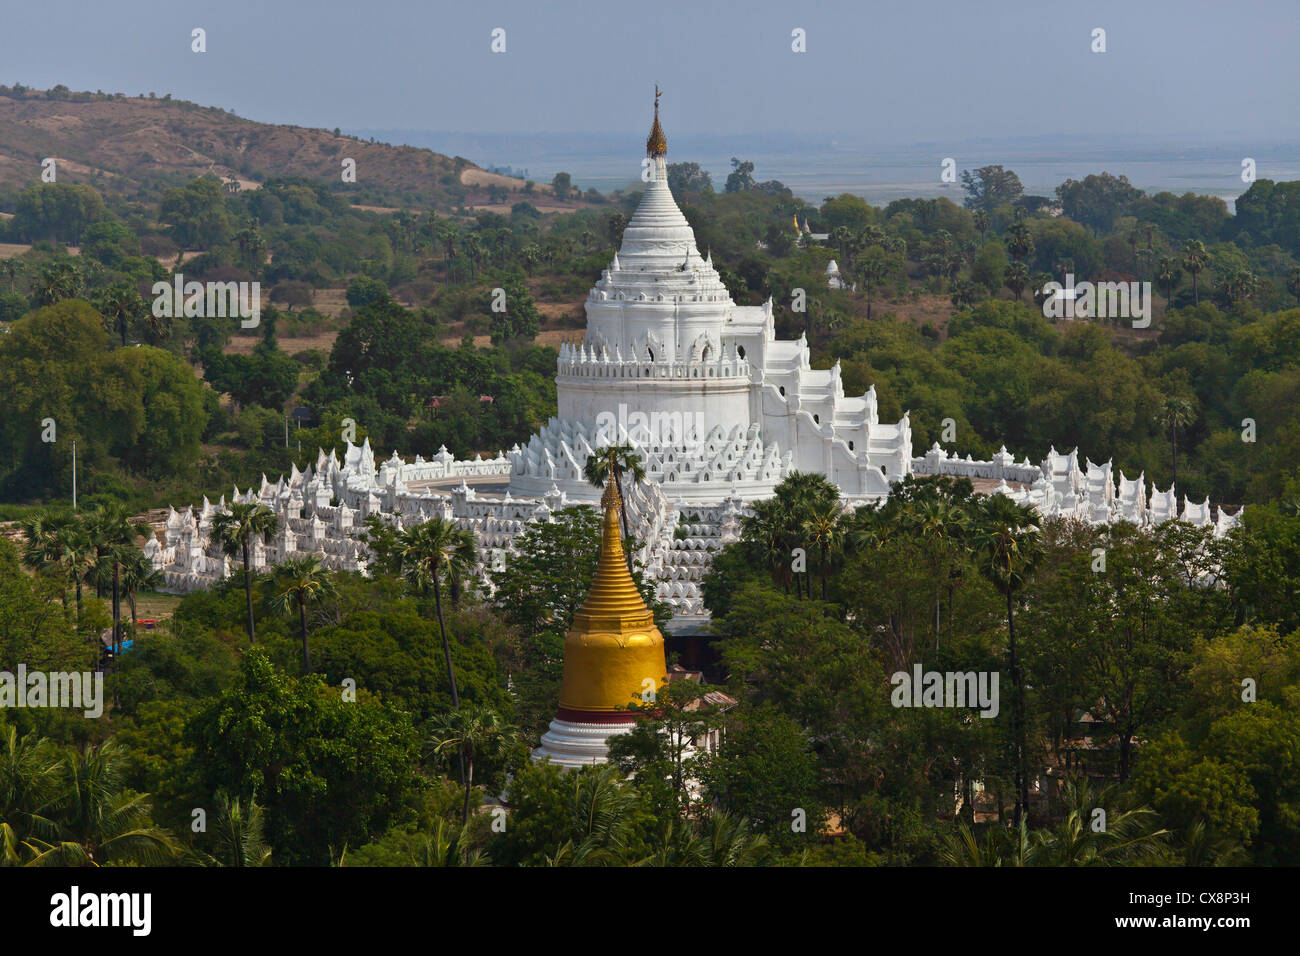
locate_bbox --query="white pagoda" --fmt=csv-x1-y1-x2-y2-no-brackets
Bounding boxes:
149,94,1241,626
508,94,913,504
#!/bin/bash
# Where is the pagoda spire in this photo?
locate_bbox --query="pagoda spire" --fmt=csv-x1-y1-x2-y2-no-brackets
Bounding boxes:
572,473,652,623
646,84,667,157
532,470,667,769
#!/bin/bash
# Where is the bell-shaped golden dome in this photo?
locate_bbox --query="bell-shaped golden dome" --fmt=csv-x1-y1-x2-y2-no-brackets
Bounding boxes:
556,474,667,715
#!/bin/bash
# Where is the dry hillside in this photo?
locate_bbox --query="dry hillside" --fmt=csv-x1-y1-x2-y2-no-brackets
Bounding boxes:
0,88,544,211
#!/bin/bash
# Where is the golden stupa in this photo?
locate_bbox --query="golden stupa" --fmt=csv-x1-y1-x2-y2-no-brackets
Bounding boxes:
555,473,667,716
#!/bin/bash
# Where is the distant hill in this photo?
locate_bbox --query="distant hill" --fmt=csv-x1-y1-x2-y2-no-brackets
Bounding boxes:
0,86,543,211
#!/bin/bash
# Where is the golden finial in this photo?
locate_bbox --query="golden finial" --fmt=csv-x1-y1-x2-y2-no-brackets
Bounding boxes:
572,469,650,625
600,465,623,514
646,85,667,157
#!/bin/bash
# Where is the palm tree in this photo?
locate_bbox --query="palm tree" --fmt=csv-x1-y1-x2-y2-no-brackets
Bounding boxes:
400,818,488,867
427,704,518,823
1029,778,1169,866
949,278,977,310
701,811,770,866
28,739,177,866
541,764,639,867
829,226,853,269
631,810,769,867
1003,261,1029,302
234,226,267,274
0,258,24,293
1182,239,1209,305
939,819,1029,867
267,555,337,674
32,261,82,307
1053,257,1075,287
119,546,162,645
83,504,138,657
210,503,279,645
206,792,272,867
743,499,794,594
1178,819,1249,866
139,307,172,346
97,281,142,348
606,212,628,247
584,444,646,573
1135,245,1155,283
1214,267,1255,309
775,472,841,598
803,501,843,600
973,494,1041,827
635,815,708,867
855,246,896,320
0,723,63,864
973,209,990,241
19,508,76,609
54,520,94,627
444,532,478,609
394,519,478,739
1006,221,1034,262
1156,256,1181,309
520,243,540,273
907,498,970,643
19,512,96,629
1156,396,1196,489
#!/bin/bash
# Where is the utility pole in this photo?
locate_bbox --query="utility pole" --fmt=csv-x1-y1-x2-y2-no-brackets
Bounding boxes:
72,439,77,511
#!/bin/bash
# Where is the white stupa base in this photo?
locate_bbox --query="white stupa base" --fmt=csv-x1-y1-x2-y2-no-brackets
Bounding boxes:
532,717,637,769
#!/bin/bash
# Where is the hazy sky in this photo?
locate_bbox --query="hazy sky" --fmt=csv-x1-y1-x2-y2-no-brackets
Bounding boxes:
2,0,1296,146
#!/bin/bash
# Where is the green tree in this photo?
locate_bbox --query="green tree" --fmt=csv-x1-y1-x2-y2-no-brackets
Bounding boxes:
387,518,479,783
1182,239,1209,305
1156,255,1181,307
24,738,178,866
502,761,647,866
427,704,519,823
971,240,1008,295
187,651,421,865
1006,221,1034,262
210,503,279,644
724,158,757,194
802,500,843,600
202,793,273,867
1156,395,1196,489
84,503,139,657
120,546,162,644
1056,173,1144,233
95,280,145,348
32,261,83,307
973,495,1040,825
159,176,234,249
607,679,725,819
855,243,904,320
961,166,1024,211
584,444,646,572
551,172,573,202
345,275,389,309
704,707,826,852
267,555,337,674
12,182,109,244
1003,261,1030,301
666,162,713,195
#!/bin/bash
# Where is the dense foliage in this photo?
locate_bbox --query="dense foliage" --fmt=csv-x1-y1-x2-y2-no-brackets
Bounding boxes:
2,145,1299,867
